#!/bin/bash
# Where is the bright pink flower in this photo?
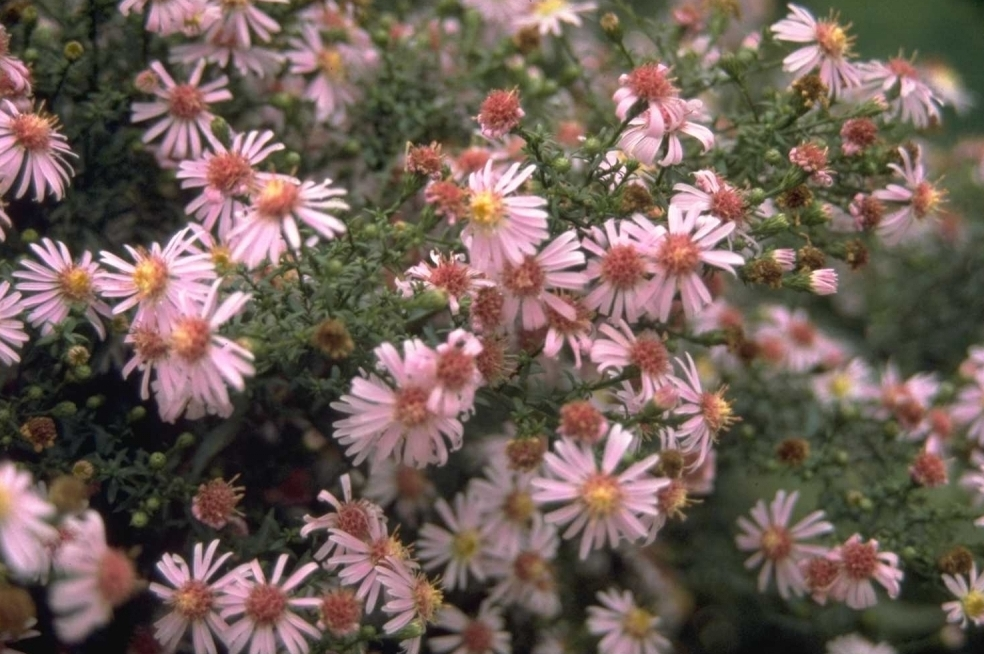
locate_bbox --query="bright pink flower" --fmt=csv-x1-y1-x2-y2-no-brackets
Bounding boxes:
327,520,413,613
620,100,714,166
582,217,657,324
407,329,484,417
542,292,594,368
770,3,862,97
672,170,747,230
0,101,75,201
396,251,493,315
300,473,386,562
670,353,737,466
613,61,683,122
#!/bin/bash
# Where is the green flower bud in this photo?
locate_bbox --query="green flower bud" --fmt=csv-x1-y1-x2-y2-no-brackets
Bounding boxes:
85,395,105,410
52,401,78,418
859,497,874,512
0,406,11,422
128,406,147,423
70,364,92,381
26,385,43,400
63,41,84,61
270,92,294,110
21,228,39,244
325,259,345,276
177,432,196,448
582,137,602,155
284,152,302,169
145,496,161,511
130,511,149,528
148,452,167,470
764,149,783,165
834,450,849,465
551,156,571,173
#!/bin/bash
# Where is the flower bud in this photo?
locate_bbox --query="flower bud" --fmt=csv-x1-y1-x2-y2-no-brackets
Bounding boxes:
600,12,622,40
128,406,147,423
72,460,95,481
148,452,167,470
52,401,78,418
130,511,149,528
63,40,84,61
86,395,105,410
49,475,90,513
177,432,196,449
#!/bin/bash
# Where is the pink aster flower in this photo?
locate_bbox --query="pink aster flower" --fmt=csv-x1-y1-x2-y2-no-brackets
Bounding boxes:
229,174,349,269
531,424,668,560
862,362,939,435
828,534,904,609
812,358,872,408
613,62,683,122
462,160,549,274
417,492,489,591
672,170,748,232
363,460,437,528
99,226,216,331
755,307,833,373
431,601,511,654
149,540,241,654
591,319,675,402
942,563,984,628
645,205,744,322
177,130,285,239
0,27,31,95
300,473,386,562
0,101,76,201
13,238,111,339
770,3,862,97
618,99,713,166
396,251,494,315
586,588,671,654
669,353,737,467
515,1,598,37
122,320,181,402
0,461,57,581
872,146,945,246
131,60,231,161
735,490,833,599
218,555,322,654
205,0,284,50
331,339,464,468
859,56,942,128
543,292,594,368
328,520,413,613
952,375,984,445
169,32,285,79
378,558,445,654
469,461,540,557
119,0,197,35
582,217,657,324
485,515,560,617
0,281,28,366
407,329,484,417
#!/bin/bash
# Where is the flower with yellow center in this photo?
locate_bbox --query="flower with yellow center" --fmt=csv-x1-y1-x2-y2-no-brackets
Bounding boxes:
468,190,505,229
59,267,93,302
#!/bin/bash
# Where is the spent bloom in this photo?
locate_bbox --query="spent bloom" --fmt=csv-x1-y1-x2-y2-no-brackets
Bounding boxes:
771,3,862,97
942,563,984,629
0,100,76,201
476,89,524,140
586,588,671,654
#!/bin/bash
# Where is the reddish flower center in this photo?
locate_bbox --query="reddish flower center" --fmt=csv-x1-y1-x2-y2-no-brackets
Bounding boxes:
888,57,918,79
426,181,468,219
502,256,545,297
336,503,372,541
815,21,849,58
789,320,816,347
513,551,550,584
436,347,475,392
10,113,51,151
911,451,947,487
207,152,253,195
601,244,646,289
97,548,137,608
841,541,878,580
545,294,591,335
462,620,494,652
394,385,430,428
456,148,491,176
760,526,793,561
255,178,301,220
657,233,700,276
710,187,745,223
193,477,244,528
427,259,470,297
477,89,523,136
132,255,169,300
627,63,677,103
853,195,884,229
630,335,669,377
58,266,93,301
912,181,942,218
841,118,878,147
173,580,214,621
369,536,400,565
560,400,605,443
168,84,206,120
804,557,838,591
580,473,622,517
472,287,504,329
245,584,287,625
321,588,361,636
171,316,211,362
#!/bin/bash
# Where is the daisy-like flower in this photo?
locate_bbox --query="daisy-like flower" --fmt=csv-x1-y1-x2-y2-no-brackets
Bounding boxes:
497,231,587,331
331,339,464,468
531,424,668,560
191,476,245,530
952,374,984,444
859,56,943,128
316,585,362,638
177,130,285,239
0,281,28,366
122,320,179,401
812,358,872,408
825,634,897,654
670,353,738,467
613,61,684,123
469,461,540,557
586,588,671,654
229,174,349,269
119,0,197,35
219,555,322,654
377,558,444,654
755,307,832,373
0,100,76,201
486,516,561,617
543,292,594,368
13,238,111,339
363,460,437,528
619,100,714,167
396,251,494,315
515,0,598,37
204,0,284,50
862,362,939,436
430,601,512,654
942,563,984,628
672,170,747,231
131,60,231,161
328,520,413,613
407,329,484,417
828,534,904,609
0,461,57,581
169,31,285,79
591,320,675,402
417,492,489,591
735,490,833,599
872,146,945,246
645,205,744,322
0,27,31,95
582,217,657,324
770,4,862,97
100,226,216,330
462,161,549,274
300,473,386,562
49,510,140,644
149,540,241,654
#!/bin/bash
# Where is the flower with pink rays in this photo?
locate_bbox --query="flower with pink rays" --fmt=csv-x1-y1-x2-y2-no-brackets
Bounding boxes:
156,281,254,422
0,27,30,94
286,24,378,123
204,0,284,49
613,61,682,122
840,118,878,156
942,563,984,628
0,461,57,581
177,130,285,239
169,31,285,79
514,0,598,37
331,339,464,468
316,585,362,638
543,292,594,368
859,56,942,128
417,492,489,592
485,516,561,617
586,588,671,654
531,424,669,560
952,374,984,445
0,100,75,201
431,601,511,654
872,146,945,246
396,251,494,315
462,0,527,28
672,170,748,232
496,230,587,331
960,451,984,527
327,520,413,613
770,4,862,98
828,534,904,609
100,226,216,331
149,540,241,654
825,634,897,654
131,60,231,161
735,490,833,599
621,100,714,167
591,319,676,403
469,461,540,557
862,362,939,436
218,555,322,654
462,160,549,274
119,0,198,36
755,306,833,373
582,217,658,324
229,174,349,269
809,268,838,295
812,358,872,408
300,473,386,562
789,141,835,187
13,238,111,339
122,320,181,402
406,329,484,417
378,558,444,654
0,281,27,366
363,460,437,528
669,353,738,467
645,205,744,322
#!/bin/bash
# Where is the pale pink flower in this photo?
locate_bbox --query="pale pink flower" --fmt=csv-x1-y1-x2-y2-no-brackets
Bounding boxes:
645,205,744,322
770,3,862,97
0,461,57,581
618,100,713,166
0,281,28,366
0,27,31,95
331,340,464,468
756,307,831,372
586,588,671,654
860,57,942,128
672,169,748,232
149,540,241,654
229,174,349,269
952,375,984,445
828,534,904,609
100,226,216,330
942,563,984,628
363,460,437,528
862,362,939,435
119,0,197,35
591,319,675,402
431,601,511,654
0,101,75,201
485,516,560,617
809,268,838,295
769,249,797,271
515,1,598,37
131,60,231,160
13,238,111,339
417,493,489,591
669,353,737,466
531,424,668,560
812,358,871,408
205,0,285,49
613,62,683,122
169,35,285,79
408,329,484,417
300,473,386,562
542,292,594,368
328,520,412,613
177,130,285,238
497,231,586,331
219,555,321,654
872,146,945,246
468,461,540,557
826,634,897,654
122,321,180,401
462,160,549,273
377,558,444,654
395,251,494,315
735,490,833,599
462,0,527,28
581,217,657,324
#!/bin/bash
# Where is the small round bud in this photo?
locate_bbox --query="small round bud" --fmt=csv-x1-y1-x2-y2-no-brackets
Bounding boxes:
145,496,162,511
70,364,92,381
128,406,147,423
20,228,39,244
939,546,974,575
326,259,345,276
582,137,602,155
177,432,196,448
130,511,149,528
834,450,849,465
764,149,782,164
86,395,105,410
312,319,355,359
270,92,294,110
20,417,57,453
25,385,44,400
600,12,622,40
776,438,810,466
63,41,84,61
72,460,95,481
284,151,302,169
901,546,918,561
551,156,571,173
66,345,90,367
859,497,874,512
52,401,77,418
148,452,167,470
20,6,38,23
505,436,547,472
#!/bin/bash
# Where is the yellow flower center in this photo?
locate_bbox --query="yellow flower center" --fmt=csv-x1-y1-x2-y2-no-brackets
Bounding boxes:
0,485,11,520
581,473,622,517
132,256,169,300
535,0,567,16
255,178,301,221
816,20,850,58
622,607,653,639
830,372,852,398
59,267,93,301
963,590,984,619
318,48,347,82
451,529,480,560
468,190,505,229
